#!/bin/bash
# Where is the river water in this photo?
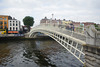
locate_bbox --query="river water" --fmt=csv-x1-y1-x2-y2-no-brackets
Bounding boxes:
0,39,83,67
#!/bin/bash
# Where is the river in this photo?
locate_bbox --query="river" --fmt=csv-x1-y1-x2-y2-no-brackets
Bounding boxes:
0,39,83,67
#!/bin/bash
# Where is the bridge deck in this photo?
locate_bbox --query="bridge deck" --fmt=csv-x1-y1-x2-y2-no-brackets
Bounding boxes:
28,24,86,64
35,25,86,42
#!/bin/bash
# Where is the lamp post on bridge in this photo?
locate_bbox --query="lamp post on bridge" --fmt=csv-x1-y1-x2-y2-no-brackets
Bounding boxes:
50,14,54,26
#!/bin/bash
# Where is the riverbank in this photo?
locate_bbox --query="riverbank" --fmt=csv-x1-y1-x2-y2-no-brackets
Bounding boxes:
0,37,83,67
0,36,52,42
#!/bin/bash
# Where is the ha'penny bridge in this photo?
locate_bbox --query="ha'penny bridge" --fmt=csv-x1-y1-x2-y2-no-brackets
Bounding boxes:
27,23,100,67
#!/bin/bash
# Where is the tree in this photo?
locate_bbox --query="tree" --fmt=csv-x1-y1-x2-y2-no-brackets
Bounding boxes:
23,16,34,31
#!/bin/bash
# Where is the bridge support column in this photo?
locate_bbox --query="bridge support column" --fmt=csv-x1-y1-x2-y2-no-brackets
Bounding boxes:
84,25,100,67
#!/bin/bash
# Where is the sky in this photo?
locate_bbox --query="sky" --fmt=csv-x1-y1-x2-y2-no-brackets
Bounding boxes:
0,0,100,26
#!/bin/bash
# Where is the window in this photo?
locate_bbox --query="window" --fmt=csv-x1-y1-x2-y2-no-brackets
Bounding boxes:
10,23,12,26
4,18,7,20
0,26,3,29
13,27,15,30
16,24,18,26
4,22,7,25
16,21,18,26
4,26,7,29
0,18,3,20
4,22,7,24
10,27,12,30
16,27,18,31
0,21,3,24
13,23,15,26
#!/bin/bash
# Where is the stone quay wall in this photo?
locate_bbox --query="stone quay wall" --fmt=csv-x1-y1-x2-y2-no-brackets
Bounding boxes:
83,45,100,67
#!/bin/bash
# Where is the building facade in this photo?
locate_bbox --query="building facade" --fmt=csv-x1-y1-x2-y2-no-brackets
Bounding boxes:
40,17,62,25
0,15,10,34
8,19,20,34
0,15,8,29
40,17,96,31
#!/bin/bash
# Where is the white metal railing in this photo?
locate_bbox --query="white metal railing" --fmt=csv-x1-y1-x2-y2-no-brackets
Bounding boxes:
40,23,85,34
45,31,85,64
29,27,86,64
29,23,100,65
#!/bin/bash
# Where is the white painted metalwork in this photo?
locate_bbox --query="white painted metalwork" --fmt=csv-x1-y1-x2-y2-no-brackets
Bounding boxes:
28,24,86,64
44,31,85,64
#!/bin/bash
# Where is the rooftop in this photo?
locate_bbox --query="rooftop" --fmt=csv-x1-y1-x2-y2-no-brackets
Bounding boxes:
0,15,9,17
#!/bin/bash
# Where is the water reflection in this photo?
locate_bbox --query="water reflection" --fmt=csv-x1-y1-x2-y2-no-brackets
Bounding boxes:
0,39,83,67
23,40,56,67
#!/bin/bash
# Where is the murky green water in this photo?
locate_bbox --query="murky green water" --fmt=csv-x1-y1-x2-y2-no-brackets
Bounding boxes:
0,39,83,67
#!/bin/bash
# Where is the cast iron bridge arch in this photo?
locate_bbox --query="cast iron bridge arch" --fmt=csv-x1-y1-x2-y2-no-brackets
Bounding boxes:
28,24,86,64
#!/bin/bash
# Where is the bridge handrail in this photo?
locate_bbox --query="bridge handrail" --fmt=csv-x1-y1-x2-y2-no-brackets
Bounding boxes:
29,24,86,64
40,23,85,34
30,27,86,45
34,24,86,40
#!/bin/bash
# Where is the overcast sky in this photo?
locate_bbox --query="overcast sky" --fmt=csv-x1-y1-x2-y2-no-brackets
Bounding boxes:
0,0,100,26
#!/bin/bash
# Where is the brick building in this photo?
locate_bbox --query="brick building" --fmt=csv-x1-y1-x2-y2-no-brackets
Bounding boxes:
40,17,96,29
40,17,62,25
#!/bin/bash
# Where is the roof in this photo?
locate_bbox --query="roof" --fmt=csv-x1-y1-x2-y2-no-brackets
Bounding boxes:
0,15,8,16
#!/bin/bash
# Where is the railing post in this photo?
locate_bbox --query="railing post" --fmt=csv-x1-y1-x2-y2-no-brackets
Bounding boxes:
83,25,100,67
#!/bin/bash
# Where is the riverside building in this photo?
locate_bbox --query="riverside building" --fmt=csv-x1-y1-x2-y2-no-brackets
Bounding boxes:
0,15,8,30
0,15,12,34
8,18,20,34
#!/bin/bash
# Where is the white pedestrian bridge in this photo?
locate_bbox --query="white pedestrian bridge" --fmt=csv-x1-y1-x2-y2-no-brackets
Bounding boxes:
27,23,100,66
